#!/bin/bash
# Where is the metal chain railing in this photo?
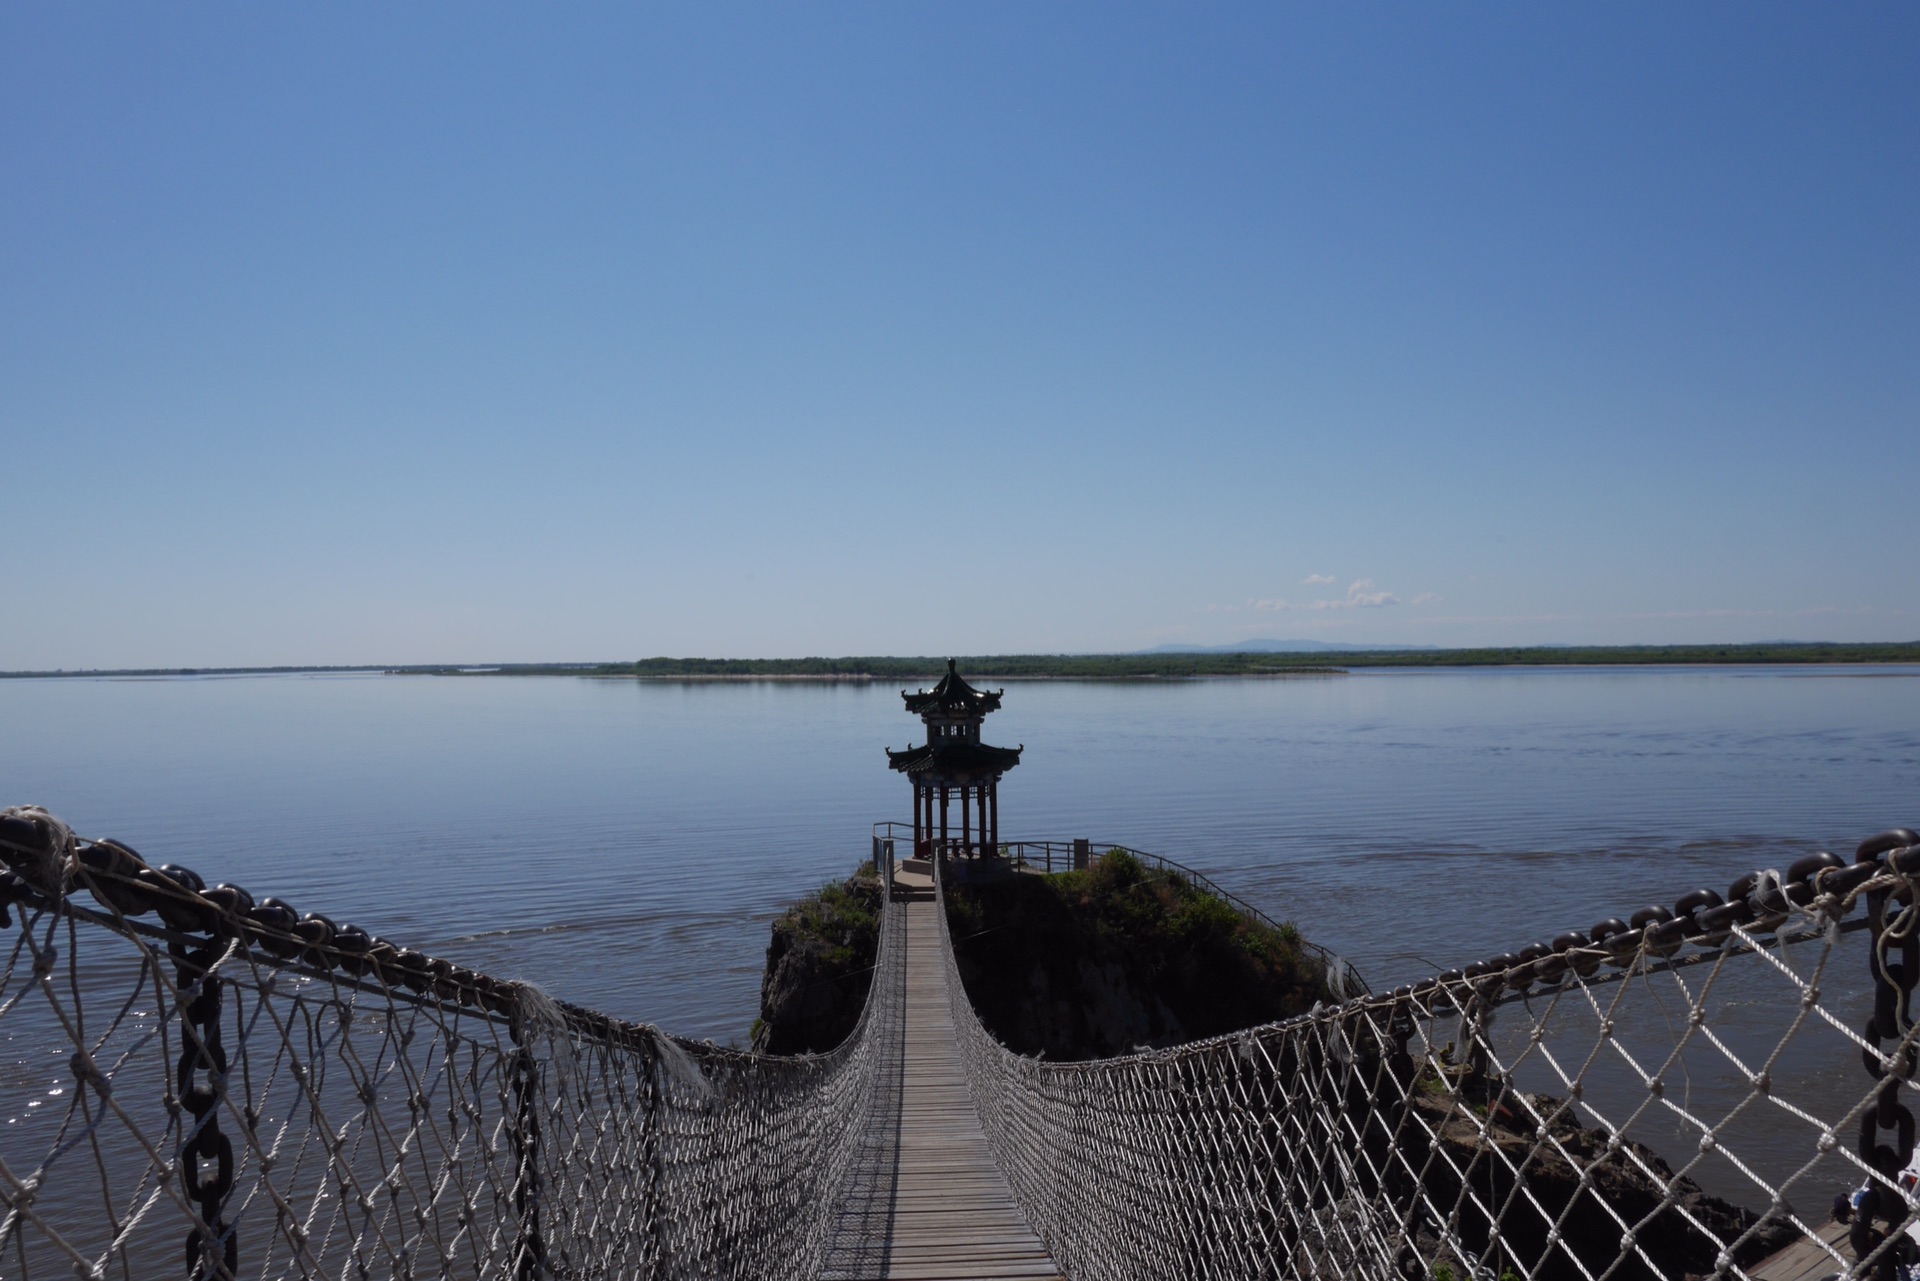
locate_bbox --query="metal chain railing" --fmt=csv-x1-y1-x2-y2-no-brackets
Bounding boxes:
937,828,1920,1280
0,806,905,1281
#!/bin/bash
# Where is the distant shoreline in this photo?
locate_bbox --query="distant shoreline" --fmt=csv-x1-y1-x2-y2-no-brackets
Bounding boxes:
6,642,1920,682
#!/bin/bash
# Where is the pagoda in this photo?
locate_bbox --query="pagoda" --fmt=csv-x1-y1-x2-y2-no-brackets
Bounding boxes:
886,659,1022,860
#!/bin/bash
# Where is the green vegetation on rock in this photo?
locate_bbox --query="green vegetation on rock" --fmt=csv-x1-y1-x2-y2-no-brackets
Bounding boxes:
752,866,882,1055
944,849,1333,1059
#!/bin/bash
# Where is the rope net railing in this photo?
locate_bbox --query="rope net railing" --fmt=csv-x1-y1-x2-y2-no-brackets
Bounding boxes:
0,806,905,1281
17,794,1920,1281
936,828,1920,1281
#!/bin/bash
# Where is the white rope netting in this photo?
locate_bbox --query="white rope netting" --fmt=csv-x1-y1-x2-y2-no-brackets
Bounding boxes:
0,808,905,1281
8,801,1919,1281
936,835,1920,1281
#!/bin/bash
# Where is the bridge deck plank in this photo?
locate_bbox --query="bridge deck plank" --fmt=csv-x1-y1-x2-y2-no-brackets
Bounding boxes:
827,895,1061,1280
1746,1220,1851,1281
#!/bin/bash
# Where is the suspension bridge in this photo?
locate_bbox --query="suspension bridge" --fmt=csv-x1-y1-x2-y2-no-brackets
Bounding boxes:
3,803,1919,1280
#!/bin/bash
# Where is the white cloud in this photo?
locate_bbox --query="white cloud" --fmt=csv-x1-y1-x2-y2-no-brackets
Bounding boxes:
1302,573,1336,586
1309,579,1400,610
1227,578,1433,615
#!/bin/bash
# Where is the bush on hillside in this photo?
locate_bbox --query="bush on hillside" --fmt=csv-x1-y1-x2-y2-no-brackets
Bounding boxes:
945,849,1330,1059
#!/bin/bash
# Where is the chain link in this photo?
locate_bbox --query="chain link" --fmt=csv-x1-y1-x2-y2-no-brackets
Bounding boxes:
0,810,903,1281
8,804,1920,1281
1852,829,1920,1279
171,932,237,1281
509,1009,546,1279
937,833,1920,1281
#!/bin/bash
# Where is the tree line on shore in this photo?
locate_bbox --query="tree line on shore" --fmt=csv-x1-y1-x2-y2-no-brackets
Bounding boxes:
7,641,1919,681
604,641,1920,678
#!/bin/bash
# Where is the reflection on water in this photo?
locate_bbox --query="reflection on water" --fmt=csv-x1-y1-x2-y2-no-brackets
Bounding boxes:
1,666,1915,1043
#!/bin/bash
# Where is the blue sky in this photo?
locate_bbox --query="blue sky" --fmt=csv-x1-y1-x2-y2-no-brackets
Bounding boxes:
4,4,1915,666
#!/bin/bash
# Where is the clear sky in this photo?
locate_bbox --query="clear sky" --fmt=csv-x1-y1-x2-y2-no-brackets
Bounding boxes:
4,4,1915,666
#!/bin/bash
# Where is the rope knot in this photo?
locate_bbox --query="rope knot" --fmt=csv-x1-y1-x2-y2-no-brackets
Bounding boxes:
0,805,76,893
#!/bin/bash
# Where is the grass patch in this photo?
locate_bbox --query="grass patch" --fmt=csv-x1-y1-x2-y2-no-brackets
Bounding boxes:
754,864,882,1054
945,849,1332,1059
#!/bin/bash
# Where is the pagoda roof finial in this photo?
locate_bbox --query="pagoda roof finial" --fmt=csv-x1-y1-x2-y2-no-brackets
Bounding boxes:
901,658,1004,716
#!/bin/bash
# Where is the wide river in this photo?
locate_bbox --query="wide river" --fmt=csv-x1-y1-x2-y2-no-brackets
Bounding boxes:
2,666,1915,1042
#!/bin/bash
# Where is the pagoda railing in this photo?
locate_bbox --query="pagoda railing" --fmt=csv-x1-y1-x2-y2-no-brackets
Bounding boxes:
870,820,1368,998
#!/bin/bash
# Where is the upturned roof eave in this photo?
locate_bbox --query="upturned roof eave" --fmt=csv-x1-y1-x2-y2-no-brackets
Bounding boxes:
884,740,1024,775
901,659,1005,715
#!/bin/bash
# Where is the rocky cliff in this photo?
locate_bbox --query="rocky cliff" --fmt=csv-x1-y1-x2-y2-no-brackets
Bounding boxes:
944,848,1333,1059
751,866,882,1055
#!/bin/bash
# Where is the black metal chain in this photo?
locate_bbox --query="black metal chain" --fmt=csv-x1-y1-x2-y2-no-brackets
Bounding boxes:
1853,829,1920,1281
172,931,236,1281
510,1007,546,1280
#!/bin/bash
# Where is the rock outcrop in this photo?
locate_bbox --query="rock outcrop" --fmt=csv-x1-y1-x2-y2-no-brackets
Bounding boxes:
945,849,1333,1059
752,868,882,1055
1396,1071,1800,1279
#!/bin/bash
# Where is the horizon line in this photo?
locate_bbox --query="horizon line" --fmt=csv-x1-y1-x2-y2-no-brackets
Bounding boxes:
7,639,1920,680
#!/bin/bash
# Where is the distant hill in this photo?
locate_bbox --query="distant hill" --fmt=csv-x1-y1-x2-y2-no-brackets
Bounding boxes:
1143,639,1439,654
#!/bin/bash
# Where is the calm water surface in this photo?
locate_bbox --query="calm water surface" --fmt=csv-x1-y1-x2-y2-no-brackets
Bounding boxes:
2,667,1915,1041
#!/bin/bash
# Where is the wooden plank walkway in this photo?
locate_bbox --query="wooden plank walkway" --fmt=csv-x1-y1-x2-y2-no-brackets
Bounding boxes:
1747,1219,1852,1281
835,867,1859,1281
824,892,1061,1280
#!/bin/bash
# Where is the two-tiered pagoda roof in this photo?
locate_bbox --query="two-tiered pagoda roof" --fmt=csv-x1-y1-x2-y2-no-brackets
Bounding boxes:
886,659,1023,782
901,660,1004,717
